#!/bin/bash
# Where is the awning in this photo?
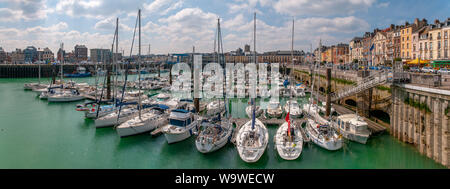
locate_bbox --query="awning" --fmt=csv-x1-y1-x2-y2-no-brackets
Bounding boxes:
407,58,430,64
431,60,450,67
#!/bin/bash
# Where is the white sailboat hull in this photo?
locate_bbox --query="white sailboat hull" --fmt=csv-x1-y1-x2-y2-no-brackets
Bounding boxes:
306,119,342,151
236,118,268,163
195,125,232,153
117,117,168,137
245,106,262,118
162,122,198,144
274,122,303,160
95,114,134,128
266,109,282,118
48,95,84,102
164,130,192,144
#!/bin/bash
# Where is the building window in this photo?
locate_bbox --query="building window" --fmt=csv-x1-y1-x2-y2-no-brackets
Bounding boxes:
438,41,441,49
413,45,416,52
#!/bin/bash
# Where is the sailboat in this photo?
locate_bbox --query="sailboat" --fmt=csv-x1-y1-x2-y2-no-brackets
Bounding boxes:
266,98,283,118
235,13,268,163
96,16,139,129
47,43,85,102
117,104,169,137
206,100,225,116
304,40,342,151
245,104,262,118
196,18,233,153
292,83,306,97
275,20,303,160
116,11,169,137
30,62,49,93
24,62,47,90
283,100,302,118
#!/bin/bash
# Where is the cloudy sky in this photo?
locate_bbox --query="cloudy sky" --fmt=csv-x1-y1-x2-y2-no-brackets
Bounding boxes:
0,0,449,56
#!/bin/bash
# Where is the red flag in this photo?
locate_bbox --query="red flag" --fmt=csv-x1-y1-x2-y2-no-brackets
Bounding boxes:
285,113,291,137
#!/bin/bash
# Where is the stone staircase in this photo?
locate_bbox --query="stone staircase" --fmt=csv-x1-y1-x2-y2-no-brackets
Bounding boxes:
331,70,389,102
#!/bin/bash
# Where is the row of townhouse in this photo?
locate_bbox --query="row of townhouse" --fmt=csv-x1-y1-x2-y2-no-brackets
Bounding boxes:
349,18,450,66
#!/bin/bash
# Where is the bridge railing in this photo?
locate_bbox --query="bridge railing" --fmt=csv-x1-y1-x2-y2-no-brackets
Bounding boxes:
331,70,389,101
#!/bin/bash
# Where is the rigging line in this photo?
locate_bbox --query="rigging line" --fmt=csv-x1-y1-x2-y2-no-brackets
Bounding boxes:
96,20,119,118
115,10,139,127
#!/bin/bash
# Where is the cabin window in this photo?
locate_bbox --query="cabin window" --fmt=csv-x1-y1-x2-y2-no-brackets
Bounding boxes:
186,118,192,125
345,122,350,131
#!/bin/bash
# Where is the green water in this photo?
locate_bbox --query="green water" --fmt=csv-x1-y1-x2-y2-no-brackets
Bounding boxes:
0,77,446,169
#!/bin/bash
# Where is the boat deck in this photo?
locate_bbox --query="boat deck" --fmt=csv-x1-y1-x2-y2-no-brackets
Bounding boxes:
333,104,386,135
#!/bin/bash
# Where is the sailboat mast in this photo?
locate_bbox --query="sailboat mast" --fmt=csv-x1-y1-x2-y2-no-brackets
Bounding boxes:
38,62,41,85
316,40,321,105
217,18,228,118
60,43,63,83
114,18,119,102
289,19,294,123
251,12,256,130
138,9,142,119
216,18,221,114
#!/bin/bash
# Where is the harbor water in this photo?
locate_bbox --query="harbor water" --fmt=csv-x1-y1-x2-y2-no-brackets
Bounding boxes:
0,77,446,169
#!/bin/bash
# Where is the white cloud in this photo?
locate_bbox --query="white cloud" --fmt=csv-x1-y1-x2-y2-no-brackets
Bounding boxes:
142,0,185,16
0,8,22,22
94,17,133,31
0,22,117,55
160,0,184,15
376,2,390,8
143,8,218,53
273,0,376,16
0,0,51,21
55,0,146,19
219,16,369,53
228,0,269,14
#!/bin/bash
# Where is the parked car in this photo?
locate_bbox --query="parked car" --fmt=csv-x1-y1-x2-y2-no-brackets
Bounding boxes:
421,67,436,73
369,66,380,70
437,68,450,75
409,67,420,72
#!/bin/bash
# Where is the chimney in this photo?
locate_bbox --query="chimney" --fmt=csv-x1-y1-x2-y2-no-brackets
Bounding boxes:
405,21,410,26
414,18,419,25
435,19,440,25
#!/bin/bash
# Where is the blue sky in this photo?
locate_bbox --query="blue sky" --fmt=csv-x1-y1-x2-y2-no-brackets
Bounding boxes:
0,0,449,55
